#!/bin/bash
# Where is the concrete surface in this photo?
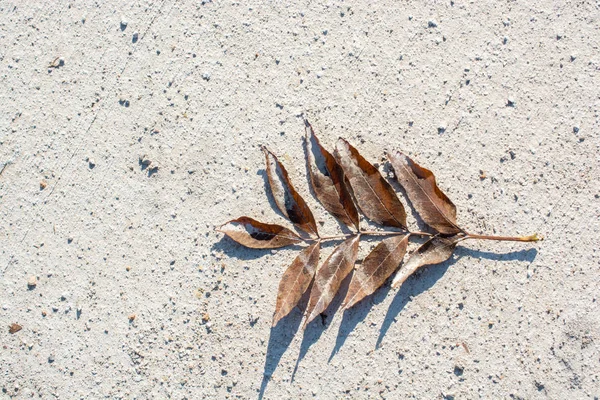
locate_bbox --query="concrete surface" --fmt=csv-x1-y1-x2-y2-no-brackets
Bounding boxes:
1,1,599,398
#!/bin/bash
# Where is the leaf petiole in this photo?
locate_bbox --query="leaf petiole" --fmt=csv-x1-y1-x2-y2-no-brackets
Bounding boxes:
465,233,541,242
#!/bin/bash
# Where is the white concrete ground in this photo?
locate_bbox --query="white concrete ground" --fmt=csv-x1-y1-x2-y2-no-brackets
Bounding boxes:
1,1,598,398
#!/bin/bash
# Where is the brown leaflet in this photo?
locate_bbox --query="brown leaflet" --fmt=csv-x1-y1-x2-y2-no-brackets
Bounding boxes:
217,217,302,249
305,123,359,230
391,234,466,289
272,242,320,326
303,235,360,328
263,147,319,237
334,138,407,229
388,151,462,234
342,234,410,310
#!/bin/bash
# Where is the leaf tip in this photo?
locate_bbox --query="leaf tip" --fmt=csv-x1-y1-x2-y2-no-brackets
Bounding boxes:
391,272,405,289
302,312,316,331
301,320,308,331
262,146,278,160
341,301,352,312
215,221,229,234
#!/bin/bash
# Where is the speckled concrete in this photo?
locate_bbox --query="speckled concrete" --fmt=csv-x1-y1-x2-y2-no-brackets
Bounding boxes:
1,1,599,398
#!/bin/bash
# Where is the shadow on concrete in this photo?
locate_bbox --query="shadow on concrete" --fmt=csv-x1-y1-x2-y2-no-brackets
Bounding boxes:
376,246,537,349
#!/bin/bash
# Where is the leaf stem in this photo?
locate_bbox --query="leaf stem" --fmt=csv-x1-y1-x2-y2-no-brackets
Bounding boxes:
408,231,434,237
465,233,541,242
306,229,432,243
310,231,541,244
315,234,350,241
360,230,405,236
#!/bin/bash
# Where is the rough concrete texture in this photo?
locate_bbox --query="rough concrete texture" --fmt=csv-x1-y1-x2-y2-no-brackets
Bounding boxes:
1,1,599,398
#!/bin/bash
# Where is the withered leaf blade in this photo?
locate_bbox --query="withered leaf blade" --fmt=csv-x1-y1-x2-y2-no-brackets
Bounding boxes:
272,242,320,326
334,138,407,229
391,234,465,289
9,323,22,334
305,123,359,230
217,217,302,249
388,151,462,234
303,235,360,328
263,147,319,237
342,234,410,310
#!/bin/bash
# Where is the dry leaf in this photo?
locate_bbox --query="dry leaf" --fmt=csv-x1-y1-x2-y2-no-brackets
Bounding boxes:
342,234,410,309
388,151,462,234
9,323,22,334
217,217,302,248
304,235,360,328
218,126,540,340
391,234,465,289
335,138,407,229
305,123,359,230
272,242,320,326
263,147,319,237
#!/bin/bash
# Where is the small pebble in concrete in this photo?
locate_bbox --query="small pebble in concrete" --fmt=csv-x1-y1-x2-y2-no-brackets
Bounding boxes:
438,122,447,134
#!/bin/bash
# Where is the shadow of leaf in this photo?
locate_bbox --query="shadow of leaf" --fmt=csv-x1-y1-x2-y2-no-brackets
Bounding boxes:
211,237,304,262
258,169,282,221
328,282,392,362
290,270,352,380
258,308,303,400
290,315,327,383
376,246,537,349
